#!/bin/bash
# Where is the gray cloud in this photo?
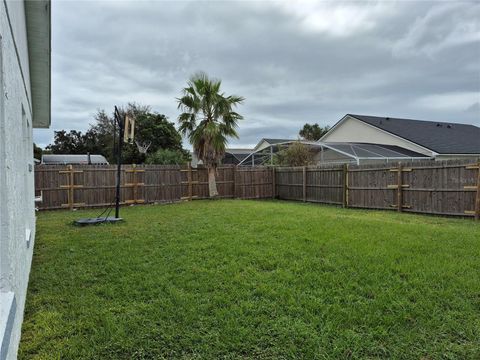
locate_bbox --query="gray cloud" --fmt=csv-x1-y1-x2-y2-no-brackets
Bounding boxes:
34,0,480,148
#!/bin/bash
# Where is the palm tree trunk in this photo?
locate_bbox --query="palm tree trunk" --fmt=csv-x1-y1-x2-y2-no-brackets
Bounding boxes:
208,166,219,197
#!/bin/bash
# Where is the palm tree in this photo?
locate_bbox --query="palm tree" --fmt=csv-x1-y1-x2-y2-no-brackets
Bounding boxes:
177,72,244,197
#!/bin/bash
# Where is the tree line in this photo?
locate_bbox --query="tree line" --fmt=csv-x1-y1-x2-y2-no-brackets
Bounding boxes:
37,103,190,165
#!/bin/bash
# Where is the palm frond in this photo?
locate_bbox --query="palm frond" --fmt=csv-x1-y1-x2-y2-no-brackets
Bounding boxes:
226,95,245,106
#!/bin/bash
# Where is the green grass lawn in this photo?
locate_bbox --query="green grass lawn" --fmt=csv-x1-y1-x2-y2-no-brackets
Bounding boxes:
20,200,480,359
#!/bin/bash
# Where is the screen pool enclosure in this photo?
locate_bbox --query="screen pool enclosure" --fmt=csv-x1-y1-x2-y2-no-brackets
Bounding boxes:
237,141,432,166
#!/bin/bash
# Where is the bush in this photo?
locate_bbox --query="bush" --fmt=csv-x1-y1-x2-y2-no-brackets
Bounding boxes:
274,142,315,167
145,149,190,165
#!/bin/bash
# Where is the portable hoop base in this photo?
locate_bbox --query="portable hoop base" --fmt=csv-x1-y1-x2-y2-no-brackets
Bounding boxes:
74,217,123,226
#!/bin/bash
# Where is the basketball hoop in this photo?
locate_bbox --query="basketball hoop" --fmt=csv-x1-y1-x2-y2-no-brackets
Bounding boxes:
135,140,152,154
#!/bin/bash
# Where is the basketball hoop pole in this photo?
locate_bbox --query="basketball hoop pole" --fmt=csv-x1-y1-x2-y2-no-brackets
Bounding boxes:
114,106,124,219
72,106,126,226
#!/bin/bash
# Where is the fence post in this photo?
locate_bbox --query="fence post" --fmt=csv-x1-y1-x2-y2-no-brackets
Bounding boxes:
271,166,276,199
475,160,480,221
132,164,137,203
302,166,307,202
397,163,403,212
343,164,348,208
188,162,193,201
69,165,74,209
233,166,236,199
67,164,74,210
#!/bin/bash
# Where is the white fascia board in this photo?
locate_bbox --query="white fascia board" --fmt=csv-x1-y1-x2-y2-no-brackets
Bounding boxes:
25,0,51,128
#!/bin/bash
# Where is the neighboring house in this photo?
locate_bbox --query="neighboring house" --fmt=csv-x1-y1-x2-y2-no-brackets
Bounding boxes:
239,114,480,166
320,114,480,161
254,138,295,152
0,1,51,359
191,148,254,167
221,149,253,165
234,138,295,166
41,154,110,165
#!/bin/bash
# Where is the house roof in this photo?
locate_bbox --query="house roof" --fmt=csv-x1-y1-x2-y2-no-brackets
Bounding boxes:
254,138,295,151
41,154,109,165
225,148,253,162
348,114,480,154
225,148,253,154
320,142,430,159
263,138,294,145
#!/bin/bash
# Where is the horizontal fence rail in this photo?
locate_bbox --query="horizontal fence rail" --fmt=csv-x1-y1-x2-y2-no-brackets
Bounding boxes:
35,159,480,219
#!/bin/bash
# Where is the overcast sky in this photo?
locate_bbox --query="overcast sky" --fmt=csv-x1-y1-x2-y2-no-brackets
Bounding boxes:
34,0,480,149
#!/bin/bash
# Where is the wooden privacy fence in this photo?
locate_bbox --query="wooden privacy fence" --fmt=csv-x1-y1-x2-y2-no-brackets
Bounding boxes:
35,160,480,219
275,159,480,219
34,164,273,210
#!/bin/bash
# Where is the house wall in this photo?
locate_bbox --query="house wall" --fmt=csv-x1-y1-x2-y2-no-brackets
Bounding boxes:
322,116,435,157
0,1,36,359
255,140,271,152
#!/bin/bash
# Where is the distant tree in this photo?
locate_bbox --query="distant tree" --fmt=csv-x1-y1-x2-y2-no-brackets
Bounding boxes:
33,143,43,160
46,102,188,164
121,112,185,164
82,128,103,155
45,129,102,155
45,130,86,154
177,72,244,197
299,123,330,141
90,103,151,163
89,109,116,161
145,149,190,165
274,142,315,167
